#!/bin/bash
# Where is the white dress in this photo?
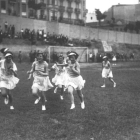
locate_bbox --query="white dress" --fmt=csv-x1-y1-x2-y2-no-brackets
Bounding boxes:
0,60,19,90
102,61,113,78
52,63,66,86
32,61,53,91
64,62,85,90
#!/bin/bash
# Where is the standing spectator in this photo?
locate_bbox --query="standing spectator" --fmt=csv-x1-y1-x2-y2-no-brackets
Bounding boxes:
4,21,8,32
39,30,42,40
33,50,37,61
52,52,58,63
20,29,24,38
89,52,93,63
11,25,15,38
30,30,36,45
29,50,33,62
18,51,22,63
0,30,3,44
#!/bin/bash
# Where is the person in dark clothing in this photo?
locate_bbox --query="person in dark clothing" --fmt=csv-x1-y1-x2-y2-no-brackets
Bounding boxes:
18,51,22,63
11,25,15,38
29,50,33,62
0,31,3,44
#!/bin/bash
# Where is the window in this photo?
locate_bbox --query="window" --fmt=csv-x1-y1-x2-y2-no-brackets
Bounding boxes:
76,4,79,8
68,13,71,19
76,14,79,19
52,0,55,5
29,9,34,17
1,1,6,10
22,4,26,12
60,1,63,6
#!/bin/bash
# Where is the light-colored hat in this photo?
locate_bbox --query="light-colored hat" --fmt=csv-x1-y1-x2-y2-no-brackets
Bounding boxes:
5,52,12,57
0,48,9,54
67,51,79,59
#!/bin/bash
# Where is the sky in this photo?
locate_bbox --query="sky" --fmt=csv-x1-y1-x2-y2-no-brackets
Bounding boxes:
86,0,138,13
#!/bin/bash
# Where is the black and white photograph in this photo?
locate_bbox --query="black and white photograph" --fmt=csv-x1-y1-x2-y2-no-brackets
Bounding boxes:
0,0,140,139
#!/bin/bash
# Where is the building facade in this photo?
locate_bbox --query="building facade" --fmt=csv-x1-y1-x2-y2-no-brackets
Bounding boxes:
0,0,88,25
104,4,140,25
86,12,98,23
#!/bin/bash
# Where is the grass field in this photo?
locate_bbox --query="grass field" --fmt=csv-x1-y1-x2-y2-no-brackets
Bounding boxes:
0,61,140,140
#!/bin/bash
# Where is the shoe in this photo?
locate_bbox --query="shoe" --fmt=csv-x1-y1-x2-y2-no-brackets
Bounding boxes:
114,83,116,87
34,97,41,104
70,104,75,110
101,85,105,88
4,95,9,105
42,105,46,111
54,87,57,93
10,106,14,110
81,101,85,109
60,96,64,100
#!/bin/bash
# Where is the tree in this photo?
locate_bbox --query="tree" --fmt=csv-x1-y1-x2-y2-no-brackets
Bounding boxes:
95,9,106,25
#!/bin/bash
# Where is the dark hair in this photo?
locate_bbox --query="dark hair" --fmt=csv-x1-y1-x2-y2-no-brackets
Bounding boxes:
37,52,46,61
0,48,9,54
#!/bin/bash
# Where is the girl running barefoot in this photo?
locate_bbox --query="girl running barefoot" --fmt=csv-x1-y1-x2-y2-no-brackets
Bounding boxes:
51,54,66,100
101,56,116,88
0,52,19,110
65,51,85,110
28,52,53,111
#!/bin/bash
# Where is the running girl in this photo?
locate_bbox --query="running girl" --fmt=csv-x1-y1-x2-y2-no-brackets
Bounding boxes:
65,51,85,110
27,52,53,111
101,56,116,88
51,54,66,100
0,51,19,110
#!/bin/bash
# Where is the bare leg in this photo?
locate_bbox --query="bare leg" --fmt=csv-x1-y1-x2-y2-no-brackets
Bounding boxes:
101,78,106,87
8,90,13,107
109,78,116,87
77,89,85,109
32,88,40,104
41,91,46,111
59,85,64,100
68,86,75,109
77,89,84,103
40,91,45,105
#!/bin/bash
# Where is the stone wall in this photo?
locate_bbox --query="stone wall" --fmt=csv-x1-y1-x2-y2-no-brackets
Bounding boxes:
0,14,140,45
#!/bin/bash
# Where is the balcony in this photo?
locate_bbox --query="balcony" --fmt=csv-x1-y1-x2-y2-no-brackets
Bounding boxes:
75,8,81,14
46,4,59,11
59,6,65,12
67,7,73,13
75,0,81,4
